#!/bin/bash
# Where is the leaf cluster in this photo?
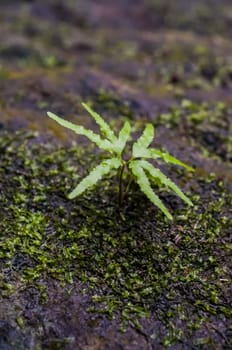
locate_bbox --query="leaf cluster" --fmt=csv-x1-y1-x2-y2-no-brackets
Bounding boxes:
47,103,193,220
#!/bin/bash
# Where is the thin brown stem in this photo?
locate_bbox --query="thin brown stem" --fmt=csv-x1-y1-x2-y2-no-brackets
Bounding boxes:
118,164,125,206
124,174,133,197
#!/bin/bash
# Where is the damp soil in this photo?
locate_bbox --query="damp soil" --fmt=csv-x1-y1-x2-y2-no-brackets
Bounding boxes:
0,1,231,349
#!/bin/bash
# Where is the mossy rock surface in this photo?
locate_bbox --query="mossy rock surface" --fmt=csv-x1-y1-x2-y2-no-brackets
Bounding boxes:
0,1,231,349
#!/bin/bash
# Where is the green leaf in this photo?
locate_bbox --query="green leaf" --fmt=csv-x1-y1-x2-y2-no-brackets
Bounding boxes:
47,111,114,152
132,143,193,171
82,102,117,143
129,160,173,220
68,158,121,199
139,160,193,206
114,121,131,155
132,124,154,158
147,149,194,171
131,147,151,159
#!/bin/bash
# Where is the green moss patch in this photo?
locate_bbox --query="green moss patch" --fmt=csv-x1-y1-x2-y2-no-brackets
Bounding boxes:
0,128,231,347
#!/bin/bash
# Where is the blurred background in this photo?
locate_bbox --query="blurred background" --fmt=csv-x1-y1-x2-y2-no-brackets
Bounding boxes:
1,0,232,133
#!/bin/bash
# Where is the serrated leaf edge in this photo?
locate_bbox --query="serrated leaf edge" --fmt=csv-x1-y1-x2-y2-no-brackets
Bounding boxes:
129,160,173,220
68,158,121,199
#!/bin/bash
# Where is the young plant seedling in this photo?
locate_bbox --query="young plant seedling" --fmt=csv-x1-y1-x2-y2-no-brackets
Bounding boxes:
47,103,193,220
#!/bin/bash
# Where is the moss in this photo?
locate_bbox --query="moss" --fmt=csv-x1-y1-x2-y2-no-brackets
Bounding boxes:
0,128,231,346
156,99,231,162
92,88,135,119
0,0,231,347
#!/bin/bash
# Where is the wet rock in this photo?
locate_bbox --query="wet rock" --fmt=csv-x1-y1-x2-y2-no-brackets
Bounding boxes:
0,44,36,61
0,321,34,350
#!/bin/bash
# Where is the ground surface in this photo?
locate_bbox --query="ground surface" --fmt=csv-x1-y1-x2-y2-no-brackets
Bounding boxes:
0,1,231,349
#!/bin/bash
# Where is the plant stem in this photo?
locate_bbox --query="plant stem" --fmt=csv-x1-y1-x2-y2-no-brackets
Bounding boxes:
125,175,133,197
118,163,125,206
